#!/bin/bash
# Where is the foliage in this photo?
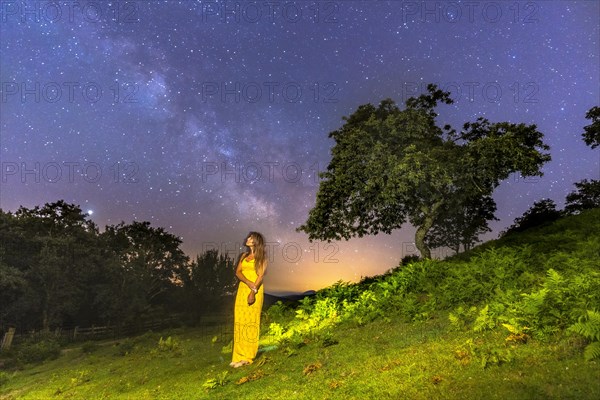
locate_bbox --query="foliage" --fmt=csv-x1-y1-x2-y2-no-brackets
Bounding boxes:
582,105,600,149
271,211,600,363
454,339,514,369
0,201,189,332
0,202,102,330
221,340,232,355
316,280,361,303
298,83,551,258
114,339,135,356
14,336,61,364
267,322,285,342
476,345,514,369
69,369,92,387
502,323,530,344
569,310,600,361
448,306,477,331
425,194,498,254
157,336,181,353
564,179,600,215
472,305,498,333
501,198,562,237
515,269,600,339
341,290,382,325
202,371,229,390
2,211,600,399
265,301,292,322
179,249,237,318
102,220,189,323
0,258,26,324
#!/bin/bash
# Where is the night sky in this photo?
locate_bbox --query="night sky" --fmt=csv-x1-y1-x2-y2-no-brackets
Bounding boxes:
1,0,598,293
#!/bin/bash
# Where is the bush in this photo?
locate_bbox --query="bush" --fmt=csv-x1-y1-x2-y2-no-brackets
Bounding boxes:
266,301,292,321
157,336,180,353
15,338,61,363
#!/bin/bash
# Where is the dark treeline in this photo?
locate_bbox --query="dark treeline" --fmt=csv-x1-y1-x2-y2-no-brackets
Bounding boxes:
0,200,237,333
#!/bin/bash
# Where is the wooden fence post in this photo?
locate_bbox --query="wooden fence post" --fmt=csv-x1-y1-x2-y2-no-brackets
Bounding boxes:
1,327,16,352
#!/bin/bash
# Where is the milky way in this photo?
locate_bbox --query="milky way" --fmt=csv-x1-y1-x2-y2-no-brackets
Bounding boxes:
1,0,598,292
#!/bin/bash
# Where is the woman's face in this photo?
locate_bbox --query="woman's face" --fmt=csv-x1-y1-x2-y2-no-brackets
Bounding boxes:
246,236,254,247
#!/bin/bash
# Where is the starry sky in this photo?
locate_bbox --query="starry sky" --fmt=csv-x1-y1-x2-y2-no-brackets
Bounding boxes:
1,0,598,294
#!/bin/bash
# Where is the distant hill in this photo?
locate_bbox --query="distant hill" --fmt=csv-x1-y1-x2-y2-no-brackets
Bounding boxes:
264,290,316,308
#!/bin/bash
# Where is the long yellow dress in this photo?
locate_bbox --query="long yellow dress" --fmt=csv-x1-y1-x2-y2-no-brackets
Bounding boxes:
232,257,263,364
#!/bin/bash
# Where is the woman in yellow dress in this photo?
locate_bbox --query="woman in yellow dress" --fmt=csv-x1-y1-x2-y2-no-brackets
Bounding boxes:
230,232,267,368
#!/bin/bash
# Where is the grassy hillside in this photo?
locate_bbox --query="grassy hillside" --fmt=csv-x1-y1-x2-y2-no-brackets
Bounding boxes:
1,209,599,399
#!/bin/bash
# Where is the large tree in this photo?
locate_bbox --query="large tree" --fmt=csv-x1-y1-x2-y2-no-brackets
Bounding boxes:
102,221,189,321
3,201,102,330
298,84,551,259
190,249,237,299
178,249,238,318
0,202,192,330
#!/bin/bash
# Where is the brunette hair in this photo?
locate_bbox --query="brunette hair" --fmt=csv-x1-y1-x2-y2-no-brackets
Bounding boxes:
247,231,266,275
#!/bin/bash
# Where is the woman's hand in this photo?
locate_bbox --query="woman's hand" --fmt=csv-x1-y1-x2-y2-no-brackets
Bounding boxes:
247,291,256,306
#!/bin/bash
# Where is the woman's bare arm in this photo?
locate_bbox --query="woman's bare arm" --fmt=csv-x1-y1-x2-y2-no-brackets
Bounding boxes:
253,260,267,290
235,253,256,289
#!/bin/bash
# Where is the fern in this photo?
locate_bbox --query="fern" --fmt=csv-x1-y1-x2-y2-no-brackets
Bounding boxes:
568,310,600,361
202,371,229,390
584,342,600,362
448,309,463,331
545,269,564,288
473,305,496,332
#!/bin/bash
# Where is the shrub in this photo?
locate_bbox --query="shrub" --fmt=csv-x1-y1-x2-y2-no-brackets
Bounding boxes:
15,337,61,363
266,301,289,321
157,336,182,355
516,269,600,339
449,306,478,331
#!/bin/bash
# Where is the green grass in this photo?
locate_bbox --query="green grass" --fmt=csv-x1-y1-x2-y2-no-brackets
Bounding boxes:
1,209,599,399
1,312,598,399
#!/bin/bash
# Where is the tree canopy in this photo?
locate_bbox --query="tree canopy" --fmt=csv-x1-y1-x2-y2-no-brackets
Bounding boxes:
500,198,562,237
425,194,498,254
582,106,600,149
0,200,247,332
565,179,600,215
298,84,551,259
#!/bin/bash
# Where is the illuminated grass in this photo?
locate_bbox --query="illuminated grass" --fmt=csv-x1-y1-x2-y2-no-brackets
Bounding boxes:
1,313,598,399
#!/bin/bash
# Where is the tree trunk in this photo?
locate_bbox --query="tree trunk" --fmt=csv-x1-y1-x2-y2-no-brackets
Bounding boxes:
452,244,460,255
415,221,432,259
414,201,443,259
